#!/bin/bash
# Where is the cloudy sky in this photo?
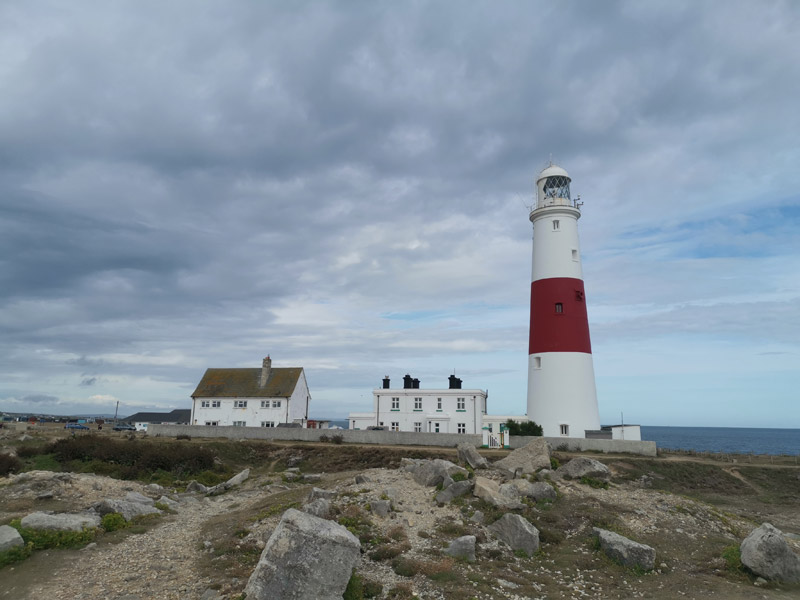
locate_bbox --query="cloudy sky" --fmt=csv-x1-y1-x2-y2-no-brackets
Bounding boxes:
2,1,798,427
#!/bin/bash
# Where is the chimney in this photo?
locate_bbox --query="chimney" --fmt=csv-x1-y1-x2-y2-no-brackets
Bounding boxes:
382,376,391,389
448,375,462,389
403,374,413,389
260,356,272,387
412,378,420,389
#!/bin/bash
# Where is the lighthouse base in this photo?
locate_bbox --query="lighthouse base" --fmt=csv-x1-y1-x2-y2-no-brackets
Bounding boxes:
526,352,601,438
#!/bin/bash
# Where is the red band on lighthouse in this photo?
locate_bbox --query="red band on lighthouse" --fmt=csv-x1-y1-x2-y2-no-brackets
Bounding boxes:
529,277,592,355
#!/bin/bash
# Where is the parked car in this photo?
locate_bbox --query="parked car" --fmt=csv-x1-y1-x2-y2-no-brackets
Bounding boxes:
65,423,89,430
113,423,136,432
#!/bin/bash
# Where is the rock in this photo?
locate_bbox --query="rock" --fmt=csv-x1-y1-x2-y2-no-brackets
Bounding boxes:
20,512,101,532
354,474,370,484
18,434,32,442
282,471,302,482
94,499,160,522
125,491,154,505
157,495,180,509
740,523,800,583
493,438,551,476
499,480,557,502
302,474,322,483
488,514,540,556
592,528,656,571
303,498,331,519
243,508,361,600
307,487,337,502
383,487,398,500
185,480,208,493
754,577,768,587
400,458,424,472
473,477,524,509
36,491,55,500
286,454,304,468
411,459,468,487
0,524,24,552
370,500,391,517
556,457,611,481
207,468,250,496
435,480,474,504
200,589,222,600
444,535,476,562
457,443,488,469
145,483,164,493
470,510,485,524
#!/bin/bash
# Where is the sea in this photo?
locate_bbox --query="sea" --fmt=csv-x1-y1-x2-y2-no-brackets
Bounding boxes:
325,420,799,456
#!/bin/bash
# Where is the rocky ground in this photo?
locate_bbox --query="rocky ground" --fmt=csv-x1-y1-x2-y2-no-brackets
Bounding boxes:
1,434,799,599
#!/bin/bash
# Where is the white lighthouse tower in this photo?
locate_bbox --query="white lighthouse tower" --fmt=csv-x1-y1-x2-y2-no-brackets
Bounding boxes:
526,164,601,438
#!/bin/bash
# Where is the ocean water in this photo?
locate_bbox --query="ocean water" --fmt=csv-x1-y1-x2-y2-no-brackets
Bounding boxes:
641,426,800,456
325,420,799,456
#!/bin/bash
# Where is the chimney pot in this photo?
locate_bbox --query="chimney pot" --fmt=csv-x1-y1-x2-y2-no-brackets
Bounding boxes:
260,356,272,387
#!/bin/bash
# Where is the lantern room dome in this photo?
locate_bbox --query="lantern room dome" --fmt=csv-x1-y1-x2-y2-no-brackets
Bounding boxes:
536,164,570,183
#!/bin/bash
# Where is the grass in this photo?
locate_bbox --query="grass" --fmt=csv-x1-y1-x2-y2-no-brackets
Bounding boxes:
10,519,97,550
0,542,34,568
580,476,609,489
101,512,128,532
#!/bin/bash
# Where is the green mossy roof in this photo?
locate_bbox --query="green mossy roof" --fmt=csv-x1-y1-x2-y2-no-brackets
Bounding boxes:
191,368,302,398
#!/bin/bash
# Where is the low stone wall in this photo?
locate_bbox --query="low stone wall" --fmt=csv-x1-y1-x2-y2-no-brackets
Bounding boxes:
149,424,657,456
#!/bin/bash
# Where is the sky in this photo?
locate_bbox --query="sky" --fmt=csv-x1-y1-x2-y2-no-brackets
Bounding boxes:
1,1,798,427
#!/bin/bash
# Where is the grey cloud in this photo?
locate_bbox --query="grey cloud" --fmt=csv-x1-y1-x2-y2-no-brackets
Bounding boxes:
20,394,60,404
80,377,97,386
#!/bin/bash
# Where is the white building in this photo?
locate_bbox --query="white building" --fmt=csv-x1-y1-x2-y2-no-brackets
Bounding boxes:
190,356,310,428
349,374,487,434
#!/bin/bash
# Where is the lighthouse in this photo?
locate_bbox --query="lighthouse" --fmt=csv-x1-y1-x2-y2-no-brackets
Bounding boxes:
526,164,601,438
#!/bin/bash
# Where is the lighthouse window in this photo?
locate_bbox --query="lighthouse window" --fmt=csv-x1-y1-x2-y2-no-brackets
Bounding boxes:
552,220,560,231
572,249,578,261
533,356,541,369
560,424,569,436
555,303,563,313
543,175,571,201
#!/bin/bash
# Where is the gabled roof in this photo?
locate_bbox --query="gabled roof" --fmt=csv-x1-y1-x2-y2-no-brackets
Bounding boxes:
123,409,191,423
191,368,302,399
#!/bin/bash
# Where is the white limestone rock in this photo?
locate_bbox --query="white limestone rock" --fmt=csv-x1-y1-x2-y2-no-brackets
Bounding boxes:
493,438,551,476
556,457,611,481
592,528,655,571
445,535,476,562
488,513,540,556
740,523,800,583
20,511,101,532
0,524,24,552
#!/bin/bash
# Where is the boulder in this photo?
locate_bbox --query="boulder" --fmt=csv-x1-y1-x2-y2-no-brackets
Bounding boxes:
499,480,557,503
488,514,540,556
556,457,611,481
157,495,180,509
145,483,164,494
740,523,800,583
94,499,160,522
457,444,488,469
444,535,476,562
307,487,337,502
354,474,370,484
400,458,425,472
411,459,468,487
243,508,361,600
473,477,524,510
0,524,24,552
185,480,208,493
435,480,474,504
470,510,485,524
20,511,101,532
302,498,331,519
370,500,391,517
208,468,250,495
592,528,655,571
493,438,550,476
302,474,322,483
125,491,154,505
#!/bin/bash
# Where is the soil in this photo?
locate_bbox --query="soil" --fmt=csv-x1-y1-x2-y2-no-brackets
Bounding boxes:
1,428,799,599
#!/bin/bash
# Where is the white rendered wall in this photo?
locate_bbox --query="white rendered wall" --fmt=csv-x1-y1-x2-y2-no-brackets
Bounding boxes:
611,425,642,441
527,352,601,438
347,389,487,434
531,207,583,281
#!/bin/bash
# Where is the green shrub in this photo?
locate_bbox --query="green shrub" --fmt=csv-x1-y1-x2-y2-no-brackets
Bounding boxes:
549,457,560,470
15,445,48,459
451,472,467,482
369,543,409,561
391,557,423,577
343,571,364,600
0,541,34,568
504,419,543,436
101,512,129,532
0,453,22,476
11,519,97,549
362,579,383,598
721,544,744,572
579,476,609,489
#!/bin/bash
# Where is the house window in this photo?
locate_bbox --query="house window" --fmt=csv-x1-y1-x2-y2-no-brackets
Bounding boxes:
201,400,210,408
437,398,442,410
212,400,220,408
260,400,269,408
261,421,275,428
487,423,493,433
273,400,281,408
204,421,218,426
414,422,422,432
391,397,400,410
457,397,465,410
534,356,541,369
391,422,399,431
434,422,440,433
560,424,569,436
458,423,466,434
232,421,246,427
555,303,563,313
234,400,247,408
414,397,422,410
553,220,560,231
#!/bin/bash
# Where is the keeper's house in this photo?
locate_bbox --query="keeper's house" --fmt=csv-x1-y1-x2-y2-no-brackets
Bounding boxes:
348,374,487,434
190,356,310,428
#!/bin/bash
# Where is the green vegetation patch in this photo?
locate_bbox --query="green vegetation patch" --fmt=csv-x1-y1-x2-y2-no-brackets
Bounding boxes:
0,541,34,568
504,419,543,436
10,519,97,550
579,476,609,489
101,512,128,532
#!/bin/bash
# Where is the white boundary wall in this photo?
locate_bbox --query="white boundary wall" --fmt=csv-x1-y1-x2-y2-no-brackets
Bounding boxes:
149,424,656,456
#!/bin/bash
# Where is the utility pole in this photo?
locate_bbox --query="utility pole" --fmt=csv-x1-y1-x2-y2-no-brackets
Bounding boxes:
114,400,119,423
